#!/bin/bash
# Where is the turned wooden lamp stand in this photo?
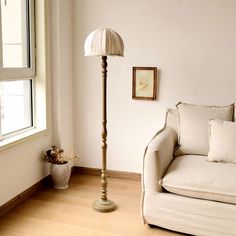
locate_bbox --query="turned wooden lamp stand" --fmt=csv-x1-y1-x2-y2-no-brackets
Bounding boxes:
84,28,124,213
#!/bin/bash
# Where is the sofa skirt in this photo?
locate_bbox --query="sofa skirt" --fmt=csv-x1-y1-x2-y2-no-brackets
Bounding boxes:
143,192,236,236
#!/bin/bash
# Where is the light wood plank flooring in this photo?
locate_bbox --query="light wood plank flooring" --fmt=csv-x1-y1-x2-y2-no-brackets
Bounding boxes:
0,174,180,236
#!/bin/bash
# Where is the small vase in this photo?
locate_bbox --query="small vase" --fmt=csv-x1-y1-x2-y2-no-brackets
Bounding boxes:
50,162,71,189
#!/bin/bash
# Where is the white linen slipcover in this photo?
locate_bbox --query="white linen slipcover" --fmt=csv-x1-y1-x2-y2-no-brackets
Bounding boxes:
143,192,236,236
142,108,236,236
162,155,236,204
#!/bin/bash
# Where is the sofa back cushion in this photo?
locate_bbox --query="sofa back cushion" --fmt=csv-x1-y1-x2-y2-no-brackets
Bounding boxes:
207,120,236,163
175,103,234,156
166,108,179,134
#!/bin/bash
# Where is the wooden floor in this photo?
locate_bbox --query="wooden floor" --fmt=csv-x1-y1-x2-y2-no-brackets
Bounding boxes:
0,174,180,236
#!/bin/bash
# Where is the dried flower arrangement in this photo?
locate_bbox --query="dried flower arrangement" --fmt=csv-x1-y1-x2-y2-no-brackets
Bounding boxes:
45,145,67,164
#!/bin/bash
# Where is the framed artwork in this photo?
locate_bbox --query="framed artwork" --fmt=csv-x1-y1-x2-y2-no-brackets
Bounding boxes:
132,67,157,100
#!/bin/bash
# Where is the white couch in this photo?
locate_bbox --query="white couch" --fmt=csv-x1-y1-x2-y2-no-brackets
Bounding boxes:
142,104,236,236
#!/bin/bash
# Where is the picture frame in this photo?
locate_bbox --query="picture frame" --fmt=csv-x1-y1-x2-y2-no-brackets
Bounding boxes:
132,67,157,100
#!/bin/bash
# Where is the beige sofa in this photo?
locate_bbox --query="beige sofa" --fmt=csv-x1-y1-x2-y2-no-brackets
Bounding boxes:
142,104,236,236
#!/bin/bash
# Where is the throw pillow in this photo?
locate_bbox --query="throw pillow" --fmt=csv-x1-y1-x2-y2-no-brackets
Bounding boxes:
175,102,234,156
207,119,236,163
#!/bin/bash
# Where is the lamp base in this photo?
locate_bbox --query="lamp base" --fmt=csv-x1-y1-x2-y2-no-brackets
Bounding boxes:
92,199,116,213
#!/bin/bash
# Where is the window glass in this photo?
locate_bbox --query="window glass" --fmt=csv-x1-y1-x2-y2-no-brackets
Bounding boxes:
1,0,30,68
0,80,32,135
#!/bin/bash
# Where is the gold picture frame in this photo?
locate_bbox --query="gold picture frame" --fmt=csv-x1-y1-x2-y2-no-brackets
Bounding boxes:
132,67,157,100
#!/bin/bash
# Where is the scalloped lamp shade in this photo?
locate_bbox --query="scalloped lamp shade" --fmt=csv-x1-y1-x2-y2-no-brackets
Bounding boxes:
84,28,124,57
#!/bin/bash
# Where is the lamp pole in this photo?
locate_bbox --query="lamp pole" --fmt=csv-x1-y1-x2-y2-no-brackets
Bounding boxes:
92,56,116,212
101,55,108,201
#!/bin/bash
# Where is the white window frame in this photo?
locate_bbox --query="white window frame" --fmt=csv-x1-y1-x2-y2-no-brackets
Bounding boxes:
0,0,35,79
0,0,48,150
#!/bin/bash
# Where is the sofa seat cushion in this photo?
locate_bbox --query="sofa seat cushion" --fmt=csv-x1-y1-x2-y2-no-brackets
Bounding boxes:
161,155,236,204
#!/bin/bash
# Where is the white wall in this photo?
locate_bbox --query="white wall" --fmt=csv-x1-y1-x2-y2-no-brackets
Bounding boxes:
0,135,52,206
72,0,236,173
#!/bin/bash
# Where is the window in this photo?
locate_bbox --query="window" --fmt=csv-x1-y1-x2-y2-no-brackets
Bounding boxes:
0,0,35,140
0,80,32,136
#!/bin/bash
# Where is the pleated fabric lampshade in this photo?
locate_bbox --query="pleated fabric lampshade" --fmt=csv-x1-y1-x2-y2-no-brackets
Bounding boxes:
84,28,124,57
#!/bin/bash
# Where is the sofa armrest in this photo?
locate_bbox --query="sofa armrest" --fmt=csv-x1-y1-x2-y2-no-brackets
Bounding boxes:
142,127,177,193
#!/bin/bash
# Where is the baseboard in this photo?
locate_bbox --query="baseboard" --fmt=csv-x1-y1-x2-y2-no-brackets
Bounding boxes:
74,166,141,180
0,175,51,218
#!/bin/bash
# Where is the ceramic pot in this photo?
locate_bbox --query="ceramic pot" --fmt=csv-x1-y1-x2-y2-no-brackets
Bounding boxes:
50,162,71,189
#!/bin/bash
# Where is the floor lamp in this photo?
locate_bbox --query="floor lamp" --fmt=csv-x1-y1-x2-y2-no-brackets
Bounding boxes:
84,28,124,213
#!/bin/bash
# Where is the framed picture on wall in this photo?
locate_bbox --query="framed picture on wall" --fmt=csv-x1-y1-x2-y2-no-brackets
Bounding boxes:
132,67,157,100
